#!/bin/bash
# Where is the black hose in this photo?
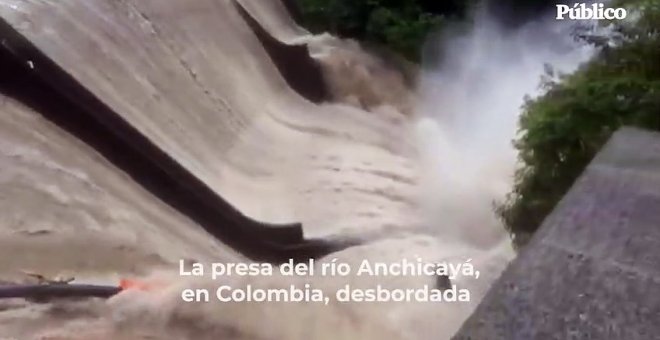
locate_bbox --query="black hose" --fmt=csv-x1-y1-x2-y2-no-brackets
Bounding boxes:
0,284,122,300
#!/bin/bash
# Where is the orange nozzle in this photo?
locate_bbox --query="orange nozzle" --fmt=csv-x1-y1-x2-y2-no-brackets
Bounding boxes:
119,278,165,291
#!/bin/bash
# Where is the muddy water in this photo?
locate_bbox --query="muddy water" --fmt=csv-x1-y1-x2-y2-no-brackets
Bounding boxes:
0,1,592,338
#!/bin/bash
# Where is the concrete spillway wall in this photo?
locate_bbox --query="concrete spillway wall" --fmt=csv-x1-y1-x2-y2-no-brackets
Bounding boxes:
0,1,347,263
453,127,660,339
0,0,420,273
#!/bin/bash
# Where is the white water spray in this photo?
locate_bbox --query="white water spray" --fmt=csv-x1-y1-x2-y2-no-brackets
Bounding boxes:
403,11,594,338
415,11,593,249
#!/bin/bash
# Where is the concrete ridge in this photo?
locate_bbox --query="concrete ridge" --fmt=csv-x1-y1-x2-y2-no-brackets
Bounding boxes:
233,0,329,103
0,16,350,263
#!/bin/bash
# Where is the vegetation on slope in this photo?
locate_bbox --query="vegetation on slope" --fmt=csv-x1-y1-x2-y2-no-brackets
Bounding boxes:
497,0,660,248
295,0,558,61
296,0,455,60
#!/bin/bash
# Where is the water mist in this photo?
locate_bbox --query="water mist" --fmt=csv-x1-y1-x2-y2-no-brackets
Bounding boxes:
409,9,594,338
414,10,593,249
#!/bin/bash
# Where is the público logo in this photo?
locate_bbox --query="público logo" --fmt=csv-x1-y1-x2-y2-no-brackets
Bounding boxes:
556,3,627,20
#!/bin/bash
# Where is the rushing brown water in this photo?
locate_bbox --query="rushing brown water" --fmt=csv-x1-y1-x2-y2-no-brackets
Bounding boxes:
0,1,592,338
103,11,592,340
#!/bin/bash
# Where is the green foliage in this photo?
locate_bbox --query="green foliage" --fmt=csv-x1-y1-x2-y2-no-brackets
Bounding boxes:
296,0,468,61
294,0,563,60
498,0,660,248
365,6,444,61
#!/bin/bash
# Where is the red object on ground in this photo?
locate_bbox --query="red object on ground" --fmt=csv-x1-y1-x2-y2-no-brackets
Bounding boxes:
119,279,165,291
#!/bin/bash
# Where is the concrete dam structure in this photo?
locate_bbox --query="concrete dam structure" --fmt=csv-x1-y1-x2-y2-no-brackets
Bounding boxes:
0,0,422,282
0,0,502,337
1,0,656,338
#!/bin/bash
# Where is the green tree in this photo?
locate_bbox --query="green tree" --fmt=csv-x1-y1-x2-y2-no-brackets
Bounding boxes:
497,0,660,248
296,0,470,60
